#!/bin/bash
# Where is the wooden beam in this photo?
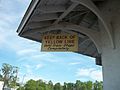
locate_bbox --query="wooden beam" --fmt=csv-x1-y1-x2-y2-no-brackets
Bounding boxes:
26,21,52,29
25,22,99,35
22,22,101,53
79,38,90,46
34,5,89,14
61,30,86,38
53,3,79,24
30,13,58,22
93,0,104,1
83,41,93,54
71,0,114,48
36,5,66,13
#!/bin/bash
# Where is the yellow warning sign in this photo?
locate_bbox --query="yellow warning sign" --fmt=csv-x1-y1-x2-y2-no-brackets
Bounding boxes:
41,33,78,52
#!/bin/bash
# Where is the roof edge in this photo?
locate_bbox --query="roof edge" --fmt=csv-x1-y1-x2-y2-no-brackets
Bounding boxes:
17,0,40,34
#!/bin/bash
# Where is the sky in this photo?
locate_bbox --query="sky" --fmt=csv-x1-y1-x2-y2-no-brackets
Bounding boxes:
0,0,102,84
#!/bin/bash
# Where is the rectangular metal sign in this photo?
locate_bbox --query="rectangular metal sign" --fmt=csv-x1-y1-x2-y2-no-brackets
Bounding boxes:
41,33,78,52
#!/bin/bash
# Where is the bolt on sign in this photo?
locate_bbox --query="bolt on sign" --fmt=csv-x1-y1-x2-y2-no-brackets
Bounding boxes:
41,33,78,52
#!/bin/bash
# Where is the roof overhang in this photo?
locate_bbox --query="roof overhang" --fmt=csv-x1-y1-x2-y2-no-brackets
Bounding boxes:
17,0,106,66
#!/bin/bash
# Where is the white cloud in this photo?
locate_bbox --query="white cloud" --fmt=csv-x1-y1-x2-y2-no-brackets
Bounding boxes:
0,0,33,50
0,23,40,55
24,64,30,68
18,63,46,85
17,49,37,56
35,64,44,70
0,13,18,24
24,64,32,74
69,62,81,65
0,33,6,45
18,63,44,84
23,63,44,74
76,68,91,76
23,74,42,83
18,64,43,84
30,53,59,62
90,70,103,81
76,68,103,81
18,73,43,84
17,0,31,4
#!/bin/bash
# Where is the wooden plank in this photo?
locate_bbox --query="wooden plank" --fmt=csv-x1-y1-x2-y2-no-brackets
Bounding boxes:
31,13,58,22
36,5,66,13
53,3,79,24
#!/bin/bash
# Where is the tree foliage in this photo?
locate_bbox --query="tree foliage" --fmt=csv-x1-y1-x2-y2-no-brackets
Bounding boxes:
0,63,18,90
17,79,103,90
24,79,36,90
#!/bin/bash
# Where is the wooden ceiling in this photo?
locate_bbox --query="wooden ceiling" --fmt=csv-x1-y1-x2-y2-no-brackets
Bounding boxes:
17,0,105,66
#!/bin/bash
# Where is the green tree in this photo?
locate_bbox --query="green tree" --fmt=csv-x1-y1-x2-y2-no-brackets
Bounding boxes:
17,86,25,90
17,79,103,90
63,82,67,90
93,81,103,90
25,79,36,90
54,83,62,90
9,66,19,88
37,79,46,90
75,80,82,90
86,81,93,90
81,83,87,90
67,83,74,90
97,81,103,90
47,80,54,90
0,63,18,90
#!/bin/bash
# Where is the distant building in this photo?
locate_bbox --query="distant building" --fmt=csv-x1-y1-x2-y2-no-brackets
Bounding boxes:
0,81,3,90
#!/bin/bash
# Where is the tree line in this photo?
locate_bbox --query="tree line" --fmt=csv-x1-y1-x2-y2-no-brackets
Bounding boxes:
17,79,103,90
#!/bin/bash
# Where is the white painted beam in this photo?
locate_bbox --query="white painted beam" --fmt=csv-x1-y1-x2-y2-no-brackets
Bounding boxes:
23,22,102,53
30,13,58,22
71,0,114,48
61,30,86,38
93,0,104,1
36,5,66,13
26,21,52,29
53,3,79,24
35,5,88,14
79,38,90,46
